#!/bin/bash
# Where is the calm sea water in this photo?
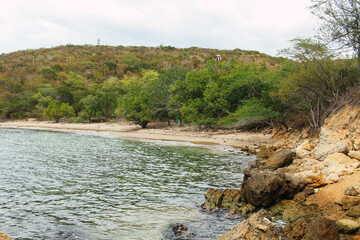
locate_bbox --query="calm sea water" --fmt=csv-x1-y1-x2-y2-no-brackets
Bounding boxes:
0,128,254,240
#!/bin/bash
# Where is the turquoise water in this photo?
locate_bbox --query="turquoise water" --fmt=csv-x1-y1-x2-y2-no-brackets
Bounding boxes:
0,128,254,240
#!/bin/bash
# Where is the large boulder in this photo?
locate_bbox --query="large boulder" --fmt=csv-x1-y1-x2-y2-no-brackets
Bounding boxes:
240,169,306,207
218,210,290,240
265,149,296,170
282,202,322,223
284,216,340,240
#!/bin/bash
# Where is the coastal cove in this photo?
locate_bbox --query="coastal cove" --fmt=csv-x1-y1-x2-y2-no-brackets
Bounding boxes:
0,127,256,240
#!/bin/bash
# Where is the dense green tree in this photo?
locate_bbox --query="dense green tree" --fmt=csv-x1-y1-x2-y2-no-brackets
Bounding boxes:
79,77,123,120
43,99,75,122
116,71,158,128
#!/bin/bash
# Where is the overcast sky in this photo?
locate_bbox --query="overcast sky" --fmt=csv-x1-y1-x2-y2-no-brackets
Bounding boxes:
0,0,318,56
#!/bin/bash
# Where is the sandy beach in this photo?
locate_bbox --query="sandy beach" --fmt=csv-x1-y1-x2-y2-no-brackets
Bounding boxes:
0,120,274,149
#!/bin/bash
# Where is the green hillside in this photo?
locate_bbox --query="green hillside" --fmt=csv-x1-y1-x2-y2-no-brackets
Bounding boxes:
0,42,356,130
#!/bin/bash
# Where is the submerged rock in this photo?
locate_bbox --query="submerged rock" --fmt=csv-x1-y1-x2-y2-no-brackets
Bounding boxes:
218,210,290,240
172,224,192,238
284,216,340,240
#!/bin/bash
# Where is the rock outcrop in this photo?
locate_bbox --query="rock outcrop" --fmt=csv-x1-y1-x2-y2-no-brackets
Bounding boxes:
218,210,290,240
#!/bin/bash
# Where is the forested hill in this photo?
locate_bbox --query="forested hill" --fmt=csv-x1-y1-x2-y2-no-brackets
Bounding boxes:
0,42,357,130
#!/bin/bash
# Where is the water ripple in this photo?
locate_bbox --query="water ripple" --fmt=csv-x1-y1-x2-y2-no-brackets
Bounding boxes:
0,128,254,240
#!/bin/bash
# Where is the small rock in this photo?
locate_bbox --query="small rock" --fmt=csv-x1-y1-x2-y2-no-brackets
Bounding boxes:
303,187,315,196
336,219,360,233
172,224,192,237
334,197,343,205
345,186,359,196
326,173,339,184
348,150,360,160
284,216,340,240
293,192,307,202
341,196,360,210
346,204,360,218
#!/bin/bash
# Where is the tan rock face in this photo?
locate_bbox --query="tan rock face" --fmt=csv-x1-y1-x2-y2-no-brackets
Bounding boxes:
324,153,354,165
349,150,360,160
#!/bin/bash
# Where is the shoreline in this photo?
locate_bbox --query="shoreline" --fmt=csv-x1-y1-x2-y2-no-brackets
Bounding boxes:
0,120,274,150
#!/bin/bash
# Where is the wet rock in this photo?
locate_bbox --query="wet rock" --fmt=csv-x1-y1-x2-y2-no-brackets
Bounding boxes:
172,224,192,238
0,233,12,240
265,149,296,170
221,189,242,209
336,219,360,234
282,202,322,223
346,205,360,218
240,168,306,207
201,189,255,216
218,210,290,240
284,216,340,240
348,150,360,161
201,189,225,210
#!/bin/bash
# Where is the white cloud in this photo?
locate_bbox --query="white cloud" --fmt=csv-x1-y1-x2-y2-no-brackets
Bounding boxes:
0,0,318,56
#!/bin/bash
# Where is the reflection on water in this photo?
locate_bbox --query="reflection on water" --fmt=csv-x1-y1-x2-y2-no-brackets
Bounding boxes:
0,128,254,240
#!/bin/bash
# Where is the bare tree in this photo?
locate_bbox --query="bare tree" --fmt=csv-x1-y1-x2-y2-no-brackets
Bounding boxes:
311,0,360,63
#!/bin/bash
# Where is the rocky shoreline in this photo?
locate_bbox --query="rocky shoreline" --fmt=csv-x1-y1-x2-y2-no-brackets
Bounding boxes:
191,104,360,239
